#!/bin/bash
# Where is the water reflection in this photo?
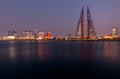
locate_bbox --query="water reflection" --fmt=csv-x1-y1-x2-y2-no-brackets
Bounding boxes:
37,41,52,62
4,41,39,64
0,41,120,78
9,47,16,60
37,41,103,62
79,42,96,61
18,41,38,63
1,41,120,64
103,41,119,62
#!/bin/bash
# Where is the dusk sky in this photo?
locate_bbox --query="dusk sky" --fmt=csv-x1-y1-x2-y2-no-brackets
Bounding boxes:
0,0,120,36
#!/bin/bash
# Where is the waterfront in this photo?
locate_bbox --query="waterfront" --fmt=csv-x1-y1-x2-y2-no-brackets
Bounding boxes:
0,40,120,78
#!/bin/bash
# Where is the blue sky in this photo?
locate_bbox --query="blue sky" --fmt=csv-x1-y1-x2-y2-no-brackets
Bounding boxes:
0,0,120,36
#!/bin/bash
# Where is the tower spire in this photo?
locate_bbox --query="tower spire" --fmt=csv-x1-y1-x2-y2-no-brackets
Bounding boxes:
76,6,96,39
87,6,96,39
87,5,90,38
76,6,84,38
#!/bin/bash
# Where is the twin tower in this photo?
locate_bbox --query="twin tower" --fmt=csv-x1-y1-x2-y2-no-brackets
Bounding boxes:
76,6,96,39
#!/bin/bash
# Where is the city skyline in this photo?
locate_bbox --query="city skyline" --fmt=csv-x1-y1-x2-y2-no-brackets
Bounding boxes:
0,0,120,36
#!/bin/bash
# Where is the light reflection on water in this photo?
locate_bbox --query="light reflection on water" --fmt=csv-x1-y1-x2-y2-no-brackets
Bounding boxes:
103,41,119,62
0,41,120,78
38,41,51,62
9,47,16,60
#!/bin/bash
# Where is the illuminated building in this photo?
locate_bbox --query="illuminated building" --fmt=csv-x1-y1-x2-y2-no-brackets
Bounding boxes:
7,36,16,40
22,31,34,40
76,6,96,39
12,29,18,36
45,32,53,39
112,28,117,37
6,29,18,40
36,32,44,40
103,35,112,39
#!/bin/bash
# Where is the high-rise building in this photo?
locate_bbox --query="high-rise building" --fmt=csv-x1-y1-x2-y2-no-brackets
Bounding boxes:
22,31,34,40
8,29,18,36
36,32,44,40
45,32,53,39
6,29,18,40
112,28,117,37
76,6,96,39
76,7,84,38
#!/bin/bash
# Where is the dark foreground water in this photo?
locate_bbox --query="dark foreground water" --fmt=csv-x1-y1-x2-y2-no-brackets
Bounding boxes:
0,40,120,78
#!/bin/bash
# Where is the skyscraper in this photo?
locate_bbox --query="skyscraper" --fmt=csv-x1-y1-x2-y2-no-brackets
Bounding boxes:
76,7,84,38
76,6,96,39
112,28,117,37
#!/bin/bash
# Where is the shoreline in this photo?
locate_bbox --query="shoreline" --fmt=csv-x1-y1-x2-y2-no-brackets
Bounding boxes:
0,39,120,42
